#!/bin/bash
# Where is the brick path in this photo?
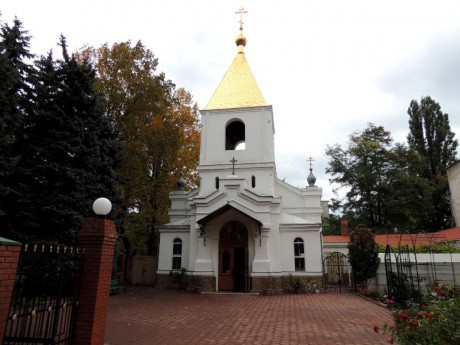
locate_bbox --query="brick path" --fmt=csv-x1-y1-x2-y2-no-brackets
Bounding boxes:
104,287,393,345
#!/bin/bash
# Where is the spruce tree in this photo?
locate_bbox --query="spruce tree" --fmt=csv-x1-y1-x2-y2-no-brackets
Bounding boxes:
10,36,123,243
0,17,34,231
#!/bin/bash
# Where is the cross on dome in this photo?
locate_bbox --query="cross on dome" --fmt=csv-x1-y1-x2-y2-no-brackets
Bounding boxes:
235,7,248,30
307,156,316,187
307,156,315,170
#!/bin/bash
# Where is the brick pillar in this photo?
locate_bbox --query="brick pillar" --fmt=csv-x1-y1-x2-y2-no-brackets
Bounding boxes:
74,218,118,345
0,237,21,343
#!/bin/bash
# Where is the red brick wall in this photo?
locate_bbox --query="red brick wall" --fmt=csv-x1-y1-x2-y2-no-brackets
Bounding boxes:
0,241,21,343
73,218,118,345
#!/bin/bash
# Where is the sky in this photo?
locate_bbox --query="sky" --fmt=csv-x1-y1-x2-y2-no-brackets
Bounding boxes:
2,0,460,201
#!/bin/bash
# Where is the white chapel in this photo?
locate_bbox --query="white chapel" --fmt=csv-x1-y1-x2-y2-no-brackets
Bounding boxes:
157,11,327,292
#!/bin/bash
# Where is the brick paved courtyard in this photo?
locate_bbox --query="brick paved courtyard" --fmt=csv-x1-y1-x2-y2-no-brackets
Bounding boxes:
104,287,392,345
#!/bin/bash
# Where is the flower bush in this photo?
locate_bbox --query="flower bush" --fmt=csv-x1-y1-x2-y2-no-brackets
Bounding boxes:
375,289,460,345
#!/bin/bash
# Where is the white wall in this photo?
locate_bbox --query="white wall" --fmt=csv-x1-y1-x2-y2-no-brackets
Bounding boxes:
447,161,460,227
375,253,460,294
279,229,323,275
199,106,275,166
157,230,190,273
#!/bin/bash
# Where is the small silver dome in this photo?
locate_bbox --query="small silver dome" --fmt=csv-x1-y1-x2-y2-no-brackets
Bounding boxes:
307,169,316,187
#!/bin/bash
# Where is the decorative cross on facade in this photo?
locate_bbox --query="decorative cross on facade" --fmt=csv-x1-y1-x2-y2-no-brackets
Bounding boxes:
307,156,315,170
230,157,238,175
235,7,248,30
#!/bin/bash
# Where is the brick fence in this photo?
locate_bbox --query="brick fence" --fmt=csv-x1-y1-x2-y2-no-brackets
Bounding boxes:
0,237,21,343
0,217,118,345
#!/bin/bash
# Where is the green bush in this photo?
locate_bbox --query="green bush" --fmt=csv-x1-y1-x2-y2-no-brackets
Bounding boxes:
380,294,460,344
288,274,305,290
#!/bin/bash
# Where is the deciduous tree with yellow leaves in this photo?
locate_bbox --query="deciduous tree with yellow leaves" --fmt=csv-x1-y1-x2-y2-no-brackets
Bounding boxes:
80,41,200,253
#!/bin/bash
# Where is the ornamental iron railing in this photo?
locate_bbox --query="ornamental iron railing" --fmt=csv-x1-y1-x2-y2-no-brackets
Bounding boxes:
323,252,355,293
384,230,456,307
4,243,84,345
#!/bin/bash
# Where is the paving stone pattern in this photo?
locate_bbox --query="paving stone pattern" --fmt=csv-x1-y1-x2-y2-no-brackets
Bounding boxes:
104,287,392,345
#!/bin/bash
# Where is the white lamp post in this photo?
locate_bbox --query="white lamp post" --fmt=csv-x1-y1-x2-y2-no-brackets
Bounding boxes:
92,197,112,216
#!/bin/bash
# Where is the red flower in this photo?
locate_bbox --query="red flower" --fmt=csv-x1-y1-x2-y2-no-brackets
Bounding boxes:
438,290,446,296
400,312,408,319
412,320,419,327
387,299,395,306
417,312,424,319
373,325,379,333
426,311,433,318
387,336,393,344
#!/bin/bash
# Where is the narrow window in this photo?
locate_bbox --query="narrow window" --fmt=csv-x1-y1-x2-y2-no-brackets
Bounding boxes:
215,177,220,189
172,238,182,270
294,238,305,271
251,175,256,188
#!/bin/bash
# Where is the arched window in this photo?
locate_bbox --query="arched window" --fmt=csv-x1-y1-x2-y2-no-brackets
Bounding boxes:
251,175,256,188
215,177,219,189
294,238,305,271
172,238,182,270
225,120,245,150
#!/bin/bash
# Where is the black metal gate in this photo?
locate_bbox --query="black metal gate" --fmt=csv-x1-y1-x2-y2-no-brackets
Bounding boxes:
384,244,421,307
323,252,355,292
4,243,83,345
384,245,396,299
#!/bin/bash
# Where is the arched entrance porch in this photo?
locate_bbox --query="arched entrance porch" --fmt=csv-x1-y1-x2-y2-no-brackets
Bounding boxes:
218,221,248,292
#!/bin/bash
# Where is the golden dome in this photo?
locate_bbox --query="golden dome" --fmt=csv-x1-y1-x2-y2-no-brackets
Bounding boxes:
204,8,268,110
235,32,247,48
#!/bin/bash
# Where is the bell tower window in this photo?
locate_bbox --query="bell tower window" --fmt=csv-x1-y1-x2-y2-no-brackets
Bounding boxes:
226,120,245,150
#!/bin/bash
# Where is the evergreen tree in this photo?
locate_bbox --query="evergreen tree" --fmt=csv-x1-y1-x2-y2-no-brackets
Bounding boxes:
0,17,34,229
9,36,123,243
407,96,458,229
347,227,380,287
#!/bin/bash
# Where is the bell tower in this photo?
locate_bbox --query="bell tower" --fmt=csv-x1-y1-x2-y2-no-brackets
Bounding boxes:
198,8,276,196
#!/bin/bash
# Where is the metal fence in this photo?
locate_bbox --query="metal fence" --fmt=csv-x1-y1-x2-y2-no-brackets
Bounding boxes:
4,243,84,345
323,252,355,293
384,231,457,307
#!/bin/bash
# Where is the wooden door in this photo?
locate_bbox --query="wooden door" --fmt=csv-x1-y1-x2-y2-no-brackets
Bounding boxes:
219,248,234,291
233,247,246,292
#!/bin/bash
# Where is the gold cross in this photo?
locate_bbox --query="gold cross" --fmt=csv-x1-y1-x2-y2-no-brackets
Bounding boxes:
230,157,238,175
235,7,248,30
307,156,315,170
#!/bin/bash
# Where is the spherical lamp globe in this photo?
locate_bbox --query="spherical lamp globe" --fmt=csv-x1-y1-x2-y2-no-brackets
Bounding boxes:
92,197,112,216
